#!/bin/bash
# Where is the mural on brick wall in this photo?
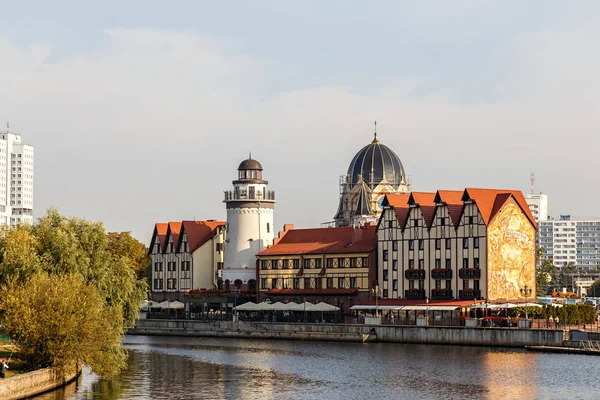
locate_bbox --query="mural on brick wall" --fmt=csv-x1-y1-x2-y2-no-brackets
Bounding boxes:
487,198,536,302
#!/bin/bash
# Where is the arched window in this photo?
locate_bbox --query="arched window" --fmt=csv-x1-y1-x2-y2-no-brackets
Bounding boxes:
234,279,243,289
225,280,230,290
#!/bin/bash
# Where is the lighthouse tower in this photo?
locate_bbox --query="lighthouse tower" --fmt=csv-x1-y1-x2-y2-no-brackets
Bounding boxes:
223,155,275,291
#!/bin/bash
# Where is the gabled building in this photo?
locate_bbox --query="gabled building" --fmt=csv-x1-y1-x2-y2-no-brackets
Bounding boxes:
377,188,537,303
149,220,226,301
257,224,377,311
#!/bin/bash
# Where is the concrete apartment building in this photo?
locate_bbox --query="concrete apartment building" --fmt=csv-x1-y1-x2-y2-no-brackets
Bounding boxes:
150,220,226,301
377,188,537,303
0,122,34,226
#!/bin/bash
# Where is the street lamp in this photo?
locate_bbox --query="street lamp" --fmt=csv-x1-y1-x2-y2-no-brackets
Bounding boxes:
232,287,240,321
372,285,382,317
520,284,533,320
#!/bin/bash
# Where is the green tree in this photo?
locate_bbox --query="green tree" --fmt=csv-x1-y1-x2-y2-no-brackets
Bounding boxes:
0,209,148,375
107,231,151,281
0,274,126,377
589,279,600,298
536,247,557,296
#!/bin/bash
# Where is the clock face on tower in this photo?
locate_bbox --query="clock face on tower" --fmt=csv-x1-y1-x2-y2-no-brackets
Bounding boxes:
376,195,385,211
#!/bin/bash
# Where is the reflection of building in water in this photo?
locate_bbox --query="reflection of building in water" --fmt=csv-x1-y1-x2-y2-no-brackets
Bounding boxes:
482,351,536,399
377,188,536,302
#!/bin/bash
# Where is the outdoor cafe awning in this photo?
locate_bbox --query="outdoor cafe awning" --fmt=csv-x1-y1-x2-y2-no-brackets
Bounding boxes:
350,305,458,311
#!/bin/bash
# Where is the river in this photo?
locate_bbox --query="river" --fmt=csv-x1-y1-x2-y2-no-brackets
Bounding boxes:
32,335,599,400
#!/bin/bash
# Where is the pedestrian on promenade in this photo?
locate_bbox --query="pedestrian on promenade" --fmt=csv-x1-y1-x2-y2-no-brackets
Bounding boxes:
549,315,554,329
0,359,8,379
390,314,395,325
555,316,560,329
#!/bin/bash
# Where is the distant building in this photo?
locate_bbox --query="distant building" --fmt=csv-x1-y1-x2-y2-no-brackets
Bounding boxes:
257,224,377,311
333,124,409,227
223,155,275,291
0,122,34,226
538,215,600,269
149,220,225,301
525,193,548,223
377,188,537,303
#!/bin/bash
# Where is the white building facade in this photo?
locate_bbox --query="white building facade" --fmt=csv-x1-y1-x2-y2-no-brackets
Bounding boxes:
0,123,34,226
525,193,548,223
223,156,275,290
538,216,600,269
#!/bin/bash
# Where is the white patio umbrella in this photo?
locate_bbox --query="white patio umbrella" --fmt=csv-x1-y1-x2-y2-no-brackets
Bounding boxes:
167,301,185,310
256,302,275,311
140,300,159,310
235,301,259,311
306,302,340,312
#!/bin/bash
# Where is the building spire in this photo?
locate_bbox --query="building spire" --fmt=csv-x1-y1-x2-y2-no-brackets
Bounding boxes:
372,120,379,144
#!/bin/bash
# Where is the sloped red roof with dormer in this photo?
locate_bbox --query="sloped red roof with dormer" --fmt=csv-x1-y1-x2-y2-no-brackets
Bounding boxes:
462,188,537,229
182,220,226,252
257,226,377,256
435,190,465,229
409,192,437,228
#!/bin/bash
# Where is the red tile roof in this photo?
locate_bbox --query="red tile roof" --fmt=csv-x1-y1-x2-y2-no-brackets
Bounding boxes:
409,192,436,228
385,193,410,208
462,188,537,229
148,223,169,256
435,190,464,229
257,226,377,256
182,220,226,252
167,222,182,251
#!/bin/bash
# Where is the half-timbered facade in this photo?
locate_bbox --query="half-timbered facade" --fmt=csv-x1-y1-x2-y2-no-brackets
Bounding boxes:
257,225,377,311
149,220,226,301
377,188,536,303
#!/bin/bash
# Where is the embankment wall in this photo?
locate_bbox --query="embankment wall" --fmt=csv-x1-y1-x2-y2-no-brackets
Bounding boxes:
0,366,80,400
130,319,565,348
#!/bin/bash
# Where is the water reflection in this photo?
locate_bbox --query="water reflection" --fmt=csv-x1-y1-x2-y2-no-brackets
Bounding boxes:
32,335,600,400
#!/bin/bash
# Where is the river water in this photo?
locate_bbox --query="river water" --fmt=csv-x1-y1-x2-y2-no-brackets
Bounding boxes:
32,335,599,400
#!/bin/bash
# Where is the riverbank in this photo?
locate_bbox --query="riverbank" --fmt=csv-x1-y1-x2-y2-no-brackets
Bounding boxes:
0,366,81,400
130,319,565,348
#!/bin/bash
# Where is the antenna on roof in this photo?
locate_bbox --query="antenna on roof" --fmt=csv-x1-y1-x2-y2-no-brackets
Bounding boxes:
5,119,9,131
530,172,535,194
249,151,252,160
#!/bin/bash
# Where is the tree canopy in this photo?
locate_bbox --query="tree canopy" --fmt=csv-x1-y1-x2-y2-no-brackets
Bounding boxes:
0,209,149,376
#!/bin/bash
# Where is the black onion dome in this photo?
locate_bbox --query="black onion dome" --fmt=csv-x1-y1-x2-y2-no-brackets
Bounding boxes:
346,134,405,186
238,158,263,171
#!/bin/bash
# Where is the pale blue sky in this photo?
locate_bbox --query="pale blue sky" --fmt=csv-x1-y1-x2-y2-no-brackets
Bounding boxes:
1,1,599,240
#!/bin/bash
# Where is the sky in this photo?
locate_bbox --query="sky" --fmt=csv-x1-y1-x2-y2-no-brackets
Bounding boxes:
1,1,599,242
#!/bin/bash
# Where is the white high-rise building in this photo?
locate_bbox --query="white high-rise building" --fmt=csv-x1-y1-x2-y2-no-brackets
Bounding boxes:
0,122,34,226
525,193,548,223
223,155,275,291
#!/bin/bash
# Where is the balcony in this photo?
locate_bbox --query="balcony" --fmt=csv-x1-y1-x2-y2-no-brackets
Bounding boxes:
458,268,481,279
224,190,276,202
431,269,453,279
404,269,426,280
430,289,453,300
459,289,481,300
405,289,426,299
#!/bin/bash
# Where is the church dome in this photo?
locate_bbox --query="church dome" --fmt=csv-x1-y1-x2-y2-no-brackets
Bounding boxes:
238,157,263,171
346,131,405,186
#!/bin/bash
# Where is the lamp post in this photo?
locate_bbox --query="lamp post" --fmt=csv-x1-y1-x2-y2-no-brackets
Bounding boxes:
520,284,533,320
232,287,240,321
372,285,382,317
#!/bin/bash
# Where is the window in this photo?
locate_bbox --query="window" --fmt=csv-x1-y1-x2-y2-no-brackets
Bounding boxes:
414,219,419,227
167,278,176,290
393,241,398,251
468,216,474,224
167,262,176,271
419,240,424,250
315,278,322,289
383,289,388,298
383,250,388,261
463,238,469,249
326,278,334,289
304,278,312,289
418,259,424,269
339,258,346,268
409,279,415,289
463,258,469,268
154,262,163,272
392,260,398,271
282,279,289,289
440,217,446,226
261,260,269,269
474,237,479,248
181,261,190,271
388,220,393,228
435,239,441,250
292,259,299,269
462,279,469,290
393,280,398,291
327,258,334,268
409,240,414,251
303,259,311,269
409,259,414,269
293,278,300,289
446,238,451,249
153,279,163,290
474,257,480,268
349,277,357,288
383,270,388,281
272,278,278,289
474,280,480,291
315,258,322,269
261,278,268,289
338,278,346,288
435,258,441,269
362,257,369,267
445,259,451,269
216,243,223,252
435,280,442,289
